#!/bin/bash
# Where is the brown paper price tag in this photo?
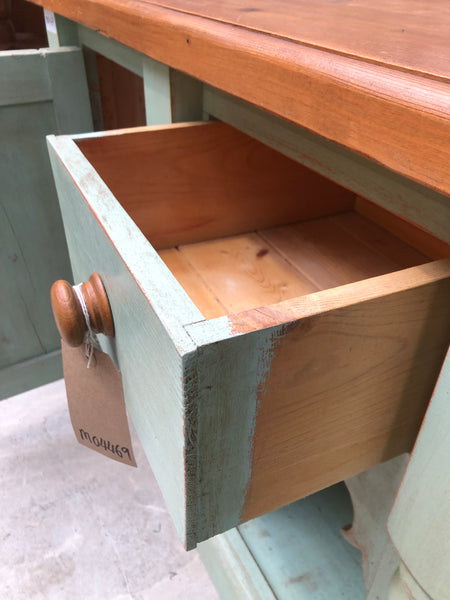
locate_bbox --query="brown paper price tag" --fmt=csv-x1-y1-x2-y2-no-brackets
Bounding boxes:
62,340,136,467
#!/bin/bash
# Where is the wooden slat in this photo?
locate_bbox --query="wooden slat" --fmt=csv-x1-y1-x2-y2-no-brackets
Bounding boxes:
29,0,450,197
356,197,450,260
159,248,226,319
148,0,450,81
330,212,431,268
178,233,319,314
261,217,402,290
95,52,146,129
76,122,354,249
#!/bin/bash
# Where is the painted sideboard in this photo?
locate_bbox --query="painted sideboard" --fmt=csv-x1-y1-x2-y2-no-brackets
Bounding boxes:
16,1,450,597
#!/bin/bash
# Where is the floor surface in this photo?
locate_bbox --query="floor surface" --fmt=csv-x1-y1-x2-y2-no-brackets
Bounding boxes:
0,379,220,600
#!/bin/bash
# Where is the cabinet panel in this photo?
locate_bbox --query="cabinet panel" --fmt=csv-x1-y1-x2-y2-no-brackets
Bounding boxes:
0,47,92,398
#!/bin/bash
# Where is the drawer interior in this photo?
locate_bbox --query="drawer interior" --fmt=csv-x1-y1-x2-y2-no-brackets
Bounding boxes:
76,122,449,320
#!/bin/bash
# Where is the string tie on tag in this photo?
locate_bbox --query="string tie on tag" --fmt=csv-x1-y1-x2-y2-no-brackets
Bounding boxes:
73,283,99,368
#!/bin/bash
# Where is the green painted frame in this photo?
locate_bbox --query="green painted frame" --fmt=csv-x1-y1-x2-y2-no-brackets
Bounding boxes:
0,47,92,400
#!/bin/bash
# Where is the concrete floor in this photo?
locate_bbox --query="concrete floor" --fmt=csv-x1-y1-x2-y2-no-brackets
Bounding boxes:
0,379,220,600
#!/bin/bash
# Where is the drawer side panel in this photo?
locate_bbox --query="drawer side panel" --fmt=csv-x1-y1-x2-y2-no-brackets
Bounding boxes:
187,262,450,539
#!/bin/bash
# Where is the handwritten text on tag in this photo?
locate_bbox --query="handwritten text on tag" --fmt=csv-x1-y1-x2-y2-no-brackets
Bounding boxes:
62,340,137,467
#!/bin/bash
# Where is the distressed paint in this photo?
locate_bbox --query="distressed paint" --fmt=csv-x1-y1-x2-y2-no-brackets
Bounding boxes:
185,261,450,539
184,319,290,543
388,348,450,599
203,86,450,243
47,134,203,547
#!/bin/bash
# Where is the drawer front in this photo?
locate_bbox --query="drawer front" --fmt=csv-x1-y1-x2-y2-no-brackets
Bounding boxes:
47,129,202,548
48,122,450,548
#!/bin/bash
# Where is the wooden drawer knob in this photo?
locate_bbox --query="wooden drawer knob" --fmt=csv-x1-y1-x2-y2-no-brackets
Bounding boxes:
50,273,114,347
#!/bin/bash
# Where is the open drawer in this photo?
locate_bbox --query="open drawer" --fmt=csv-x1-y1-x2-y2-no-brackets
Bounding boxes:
47,121,450,549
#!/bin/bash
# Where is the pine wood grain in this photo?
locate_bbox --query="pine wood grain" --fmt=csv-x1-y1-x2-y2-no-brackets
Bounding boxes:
261,218,403,290
158,248,226,319
149,0,450,81
76,122,354,249
333,212,431,269
237,263,450,522
160,207,438,318
30,0,450,196
355,197,450,260
178,233,319,314
95,52,146,129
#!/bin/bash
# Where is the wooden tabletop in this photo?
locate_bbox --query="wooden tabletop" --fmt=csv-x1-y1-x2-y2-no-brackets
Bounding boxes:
32,0,450,197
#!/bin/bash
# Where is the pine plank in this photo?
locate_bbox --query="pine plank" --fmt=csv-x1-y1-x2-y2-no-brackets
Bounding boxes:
29,0,450,197
158,248,226,319
76,122,354,249
330,212,431,268
355,197,450,260
261,218,402,290
178,233,319,314
149,0,450,81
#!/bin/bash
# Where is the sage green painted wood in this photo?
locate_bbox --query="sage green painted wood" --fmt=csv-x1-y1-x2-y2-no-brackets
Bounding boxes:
143,55,203,125
82,46,104,131
0,48,92,398
198,529,276,600
47,12,80,47
185,322,285,543
169,70,204,122
143,58,172,125
0,351,62,401
200,484,365,600
47,134,203,548
45,48,93,134
78,24,143,77
239,484,365,599
204,86,450,242
388,348,450,599
44,16,104,131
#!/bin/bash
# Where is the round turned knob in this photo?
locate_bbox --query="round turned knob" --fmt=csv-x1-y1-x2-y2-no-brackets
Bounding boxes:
50,273,114,347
